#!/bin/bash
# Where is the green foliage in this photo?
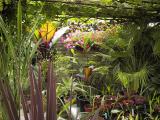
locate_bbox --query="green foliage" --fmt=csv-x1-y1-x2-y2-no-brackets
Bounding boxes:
101,0,112,4
92,22,160,95
55,54,77,79
1,0,160,119
151,27,160,56
57,77,86,97
153,40,160,56
0,0,11,11
94,66,109,75
116,66,149,92
0,1,43,119
17,0,22,42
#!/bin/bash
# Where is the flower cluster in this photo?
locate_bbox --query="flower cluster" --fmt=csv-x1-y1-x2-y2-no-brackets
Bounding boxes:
60,32,95,52
60,31,106,53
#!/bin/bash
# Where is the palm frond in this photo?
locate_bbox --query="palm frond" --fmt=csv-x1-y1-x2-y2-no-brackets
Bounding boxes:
116,66,149,92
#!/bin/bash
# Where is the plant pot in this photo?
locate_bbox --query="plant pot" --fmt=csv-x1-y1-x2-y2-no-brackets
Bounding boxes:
94,97,102,108
131,95,146,105
84,103,98,112
76,95,90,112
84,104,93,112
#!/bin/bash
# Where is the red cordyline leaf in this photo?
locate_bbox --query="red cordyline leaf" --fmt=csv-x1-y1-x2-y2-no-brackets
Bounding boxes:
5,80,20,120
38,63,42,95
37,63,44,119
33,65,44,120
0,80,19,120
46,60,57,120
29,65,37,120
29,65,45,120
19,83,29,120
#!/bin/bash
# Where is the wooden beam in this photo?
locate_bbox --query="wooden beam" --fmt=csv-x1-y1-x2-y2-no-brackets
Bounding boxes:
31,0,160,22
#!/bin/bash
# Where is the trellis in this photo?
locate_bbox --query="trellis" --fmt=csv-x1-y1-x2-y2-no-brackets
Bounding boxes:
32,0,160,23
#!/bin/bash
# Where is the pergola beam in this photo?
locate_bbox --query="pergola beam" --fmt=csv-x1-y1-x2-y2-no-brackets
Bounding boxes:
32,0,160,22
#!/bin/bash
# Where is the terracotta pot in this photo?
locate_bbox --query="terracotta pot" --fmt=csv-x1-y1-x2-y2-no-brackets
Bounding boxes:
131,95,146,105
84,104,97,112
84,104,93,112
76,95,90,112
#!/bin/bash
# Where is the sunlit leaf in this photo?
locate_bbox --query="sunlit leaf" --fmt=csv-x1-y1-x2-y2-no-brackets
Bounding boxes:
39,21,56,43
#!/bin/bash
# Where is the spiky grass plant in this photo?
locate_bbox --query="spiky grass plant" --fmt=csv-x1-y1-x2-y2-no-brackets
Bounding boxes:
0,0,45,119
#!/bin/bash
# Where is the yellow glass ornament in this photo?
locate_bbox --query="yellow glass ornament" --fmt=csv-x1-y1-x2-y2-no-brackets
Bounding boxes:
39,21,56,43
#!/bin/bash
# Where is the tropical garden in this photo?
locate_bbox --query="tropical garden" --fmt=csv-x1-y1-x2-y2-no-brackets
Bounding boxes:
0,0,160,120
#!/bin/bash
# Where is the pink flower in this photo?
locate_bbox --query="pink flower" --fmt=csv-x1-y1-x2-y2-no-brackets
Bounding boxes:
64,43,74,49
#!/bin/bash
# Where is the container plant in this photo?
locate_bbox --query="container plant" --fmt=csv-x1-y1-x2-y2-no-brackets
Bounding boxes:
76,85,101,113
76,95,90,112
83,95,102,113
